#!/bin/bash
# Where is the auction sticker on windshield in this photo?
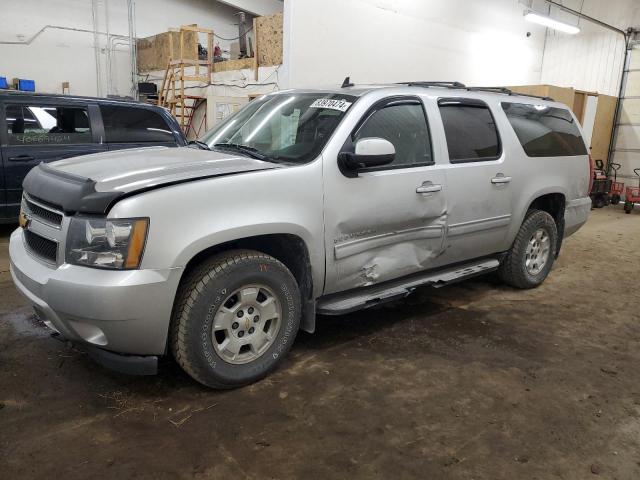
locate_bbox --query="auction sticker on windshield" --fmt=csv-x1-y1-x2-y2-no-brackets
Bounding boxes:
309,98,353,112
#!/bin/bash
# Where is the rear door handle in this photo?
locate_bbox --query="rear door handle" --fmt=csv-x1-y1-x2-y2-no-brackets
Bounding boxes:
491,175,512,184
8,155,35,162
416,183,442,194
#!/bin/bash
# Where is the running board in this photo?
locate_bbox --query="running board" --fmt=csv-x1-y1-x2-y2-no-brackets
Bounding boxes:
317,258,500,315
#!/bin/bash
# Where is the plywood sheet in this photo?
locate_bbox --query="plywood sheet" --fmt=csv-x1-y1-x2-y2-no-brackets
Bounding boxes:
573,92,586,123
213,58,254,72
137,30,198,72
508,85,549,99
545,85,575,109
590,94,616,163
507,84,575,109
255,12,283,67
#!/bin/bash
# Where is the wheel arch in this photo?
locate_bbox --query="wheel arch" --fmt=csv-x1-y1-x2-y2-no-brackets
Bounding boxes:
525,191,566,256
177,232,317,334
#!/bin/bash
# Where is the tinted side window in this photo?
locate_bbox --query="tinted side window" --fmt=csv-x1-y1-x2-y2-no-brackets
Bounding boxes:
501,102,587,157
100,106,175,143
354,102,432,167
6,104,91,145
439,100,501,163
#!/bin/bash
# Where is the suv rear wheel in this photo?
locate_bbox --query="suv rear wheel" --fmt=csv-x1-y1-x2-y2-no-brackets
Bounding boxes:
170,250,301,389
498,210,558,289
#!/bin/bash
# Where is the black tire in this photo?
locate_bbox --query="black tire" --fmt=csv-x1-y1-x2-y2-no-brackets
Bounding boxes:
170,250,301,389
611,194,621,205
498,210,558,289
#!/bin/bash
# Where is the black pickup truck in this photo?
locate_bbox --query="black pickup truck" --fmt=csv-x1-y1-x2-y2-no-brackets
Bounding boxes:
0,91,187,222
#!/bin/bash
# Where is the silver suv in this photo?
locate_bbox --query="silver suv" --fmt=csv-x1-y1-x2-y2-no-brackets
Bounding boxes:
9,82,592,388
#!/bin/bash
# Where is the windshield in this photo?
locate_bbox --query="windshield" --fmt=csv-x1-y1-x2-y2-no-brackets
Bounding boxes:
201,93,357,164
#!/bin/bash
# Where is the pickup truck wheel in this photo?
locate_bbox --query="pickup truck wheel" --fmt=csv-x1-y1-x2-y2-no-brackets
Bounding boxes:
170,250,301,389
498,210,558,289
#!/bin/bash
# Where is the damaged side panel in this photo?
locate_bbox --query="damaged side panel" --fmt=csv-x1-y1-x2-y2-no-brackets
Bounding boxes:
335,230,448,288
323,165,449,294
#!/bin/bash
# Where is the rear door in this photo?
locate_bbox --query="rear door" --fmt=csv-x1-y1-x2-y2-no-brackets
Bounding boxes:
100,105,183,151
0,99,104,218
436,97,514,262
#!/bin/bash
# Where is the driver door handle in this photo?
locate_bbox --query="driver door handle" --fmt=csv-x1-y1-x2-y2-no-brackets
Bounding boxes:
416,183,442,194
491,174,512,184
8,155,35,162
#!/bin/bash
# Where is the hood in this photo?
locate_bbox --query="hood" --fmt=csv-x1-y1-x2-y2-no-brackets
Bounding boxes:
51,146,280,193
22,146,282,215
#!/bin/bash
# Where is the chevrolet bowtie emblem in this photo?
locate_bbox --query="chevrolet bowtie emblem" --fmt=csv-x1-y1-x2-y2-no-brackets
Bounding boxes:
19,211,30,229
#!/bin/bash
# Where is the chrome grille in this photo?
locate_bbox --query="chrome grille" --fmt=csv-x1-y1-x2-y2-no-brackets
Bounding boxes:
24,195,63,227
24,230,58,263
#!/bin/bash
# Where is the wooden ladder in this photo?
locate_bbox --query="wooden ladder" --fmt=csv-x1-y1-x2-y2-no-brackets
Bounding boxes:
158,25,213,135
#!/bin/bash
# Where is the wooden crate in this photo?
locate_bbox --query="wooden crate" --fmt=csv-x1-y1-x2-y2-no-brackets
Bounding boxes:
137,30,199,72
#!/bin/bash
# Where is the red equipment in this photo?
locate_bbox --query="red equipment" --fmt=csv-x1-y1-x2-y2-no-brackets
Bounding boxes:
590,158,611,208
609,162,624,205
624,168,640,214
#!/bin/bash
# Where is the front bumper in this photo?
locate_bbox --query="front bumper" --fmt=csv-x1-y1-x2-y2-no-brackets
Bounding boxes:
9,228,183,357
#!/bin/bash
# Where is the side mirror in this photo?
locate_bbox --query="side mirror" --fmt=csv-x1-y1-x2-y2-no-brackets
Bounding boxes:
339,137,395,171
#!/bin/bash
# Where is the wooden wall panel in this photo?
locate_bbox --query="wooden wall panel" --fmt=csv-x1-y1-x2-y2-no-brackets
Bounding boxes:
137,31,198,72
590,94,616,163
508,84,575,109
255,13,283,67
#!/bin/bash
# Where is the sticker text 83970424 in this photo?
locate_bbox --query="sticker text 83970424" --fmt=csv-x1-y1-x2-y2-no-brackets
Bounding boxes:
309,98,353,112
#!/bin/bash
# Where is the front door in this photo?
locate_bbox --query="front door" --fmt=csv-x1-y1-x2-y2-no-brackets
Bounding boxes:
323,96,448,294
0,101,104,217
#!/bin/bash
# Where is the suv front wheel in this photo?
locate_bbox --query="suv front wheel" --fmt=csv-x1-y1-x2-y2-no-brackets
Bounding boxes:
498,210,558,289
170,250,301,389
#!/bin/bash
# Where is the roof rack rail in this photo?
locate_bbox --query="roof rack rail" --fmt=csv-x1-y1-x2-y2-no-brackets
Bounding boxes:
394,81,555,101
466,86,512,95
398,81,467,89
466,86,555,102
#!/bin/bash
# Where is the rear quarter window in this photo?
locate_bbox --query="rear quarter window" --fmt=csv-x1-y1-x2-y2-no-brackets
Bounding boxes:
501,102,587,157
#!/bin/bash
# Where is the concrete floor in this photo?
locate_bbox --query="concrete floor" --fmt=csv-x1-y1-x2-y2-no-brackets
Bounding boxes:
1,207,639,479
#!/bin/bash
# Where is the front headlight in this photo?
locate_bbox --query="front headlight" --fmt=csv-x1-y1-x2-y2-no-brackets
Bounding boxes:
66,217,149,270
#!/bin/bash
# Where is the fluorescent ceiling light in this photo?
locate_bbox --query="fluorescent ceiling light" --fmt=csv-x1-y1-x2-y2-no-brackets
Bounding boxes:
525,12,580,34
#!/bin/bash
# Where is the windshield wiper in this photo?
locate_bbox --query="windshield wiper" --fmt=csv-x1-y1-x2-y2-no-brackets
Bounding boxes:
213,143,266,160
188,140,211,151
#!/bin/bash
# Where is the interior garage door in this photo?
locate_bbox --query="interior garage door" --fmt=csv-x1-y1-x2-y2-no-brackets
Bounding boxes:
613,44,640,193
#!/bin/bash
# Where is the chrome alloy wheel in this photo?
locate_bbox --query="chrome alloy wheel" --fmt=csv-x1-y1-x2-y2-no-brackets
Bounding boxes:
211,284,282,365
525,228,551,276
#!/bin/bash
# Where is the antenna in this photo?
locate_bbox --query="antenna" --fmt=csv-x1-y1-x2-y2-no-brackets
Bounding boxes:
341,76,354,88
